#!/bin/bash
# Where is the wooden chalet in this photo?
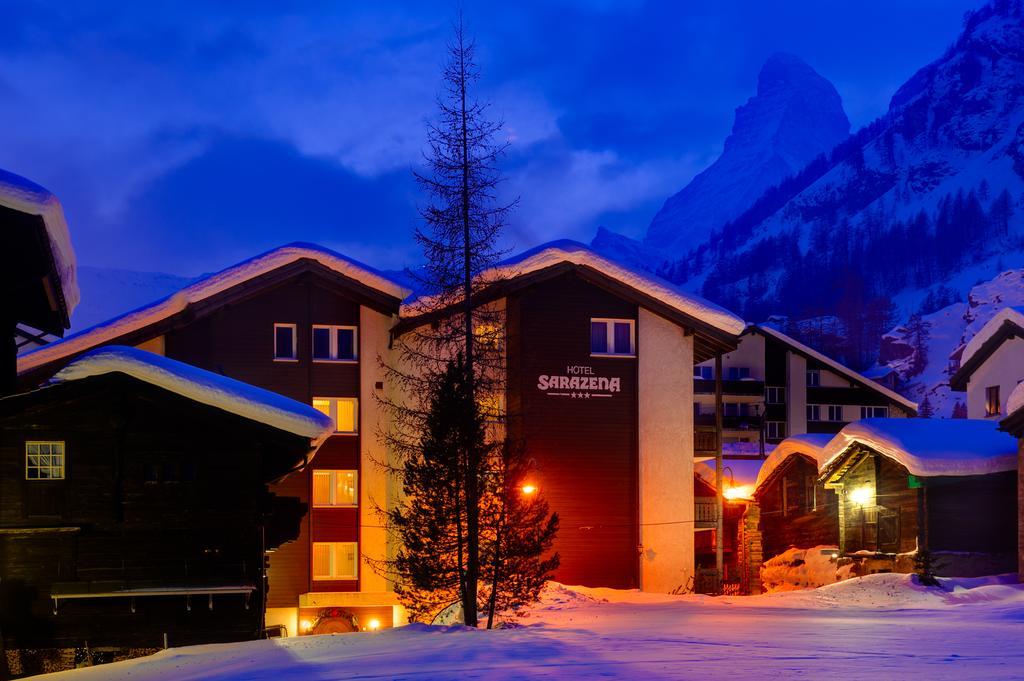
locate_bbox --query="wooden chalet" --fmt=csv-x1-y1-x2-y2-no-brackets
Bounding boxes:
0,346,333,675
395,240,746,594
17,244,411,642
998,383,1024,582
751,434,838,565
819,418,1017,576
0,169,78,395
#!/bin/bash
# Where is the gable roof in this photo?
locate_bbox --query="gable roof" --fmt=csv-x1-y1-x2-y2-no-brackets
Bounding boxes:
1000,381,1024,437
753,433,834,493
51,346,335,448
0,168,79,325
819,418,1017,479
18,243,411,376
398,240,745,358
751,324,917,413
949,306,1024,391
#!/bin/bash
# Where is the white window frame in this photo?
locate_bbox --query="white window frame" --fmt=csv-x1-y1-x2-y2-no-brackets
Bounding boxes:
766,386,786,404
765,421,787,440
25,441,66,480
827,405,845,422
694,365,713,380
806,369,821,387
313,397,359,434
312,470,358,507
273,323,298,361
312,542,358,580
807,404,822,422
311,325,358,363
590,318,636,358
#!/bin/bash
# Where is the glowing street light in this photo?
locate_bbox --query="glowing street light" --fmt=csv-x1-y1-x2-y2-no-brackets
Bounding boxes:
367,618,381,631
520,483,537,496
299,619,313,634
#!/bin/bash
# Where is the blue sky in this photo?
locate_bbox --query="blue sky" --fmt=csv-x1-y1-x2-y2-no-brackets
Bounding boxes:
0,1,980,275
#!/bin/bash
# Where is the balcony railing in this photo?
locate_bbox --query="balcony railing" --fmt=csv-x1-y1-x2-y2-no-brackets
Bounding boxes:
695,497,718,529
694,379,765,396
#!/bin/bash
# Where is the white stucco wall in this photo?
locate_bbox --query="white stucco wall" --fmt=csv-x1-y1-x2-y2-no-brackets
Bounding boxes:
694,332,765,381
967,337,1024,419
359,305,394,595
786,351,807,436
637,308,694,593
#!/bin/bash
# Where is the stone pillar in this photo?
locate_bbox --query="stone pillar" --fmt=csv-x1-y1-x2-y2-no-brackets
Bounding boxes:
739,501,764,595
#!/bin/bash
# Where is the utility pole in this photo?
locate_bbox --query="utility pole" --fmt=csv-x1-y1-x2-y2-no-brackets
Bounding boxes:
715,353,724,592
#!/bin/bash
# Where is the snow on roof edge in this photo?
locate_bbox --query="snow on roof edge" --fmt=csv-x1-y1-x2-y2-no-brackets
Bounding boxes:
19,243,411,373
401,240,746,337
754,433,834,492
54,346,335,446
819,418,1017,478
0,168,79,315
753,324,918,412
959,306,1024,371
1006,381,1024,421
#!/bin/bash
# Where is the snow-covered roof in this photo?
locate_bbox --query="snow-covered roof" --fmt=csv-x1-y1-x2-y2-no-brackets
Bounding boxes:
819,418,1017,478
0,168,79,315
19,243,411,374
959,305,1024,370
54,346,335,447
401,240,746,337
754,433,834,492
752,324,917,412
1006,381,1024,421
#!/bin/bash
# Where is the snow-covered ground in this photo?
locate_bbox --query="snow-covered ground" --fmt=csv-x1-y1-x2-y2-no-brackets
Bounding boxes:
43,575,1024,680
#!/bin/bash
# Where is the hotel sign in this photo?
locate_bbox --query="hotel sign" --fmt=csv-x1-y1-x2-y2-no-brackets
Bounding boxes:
537,365,620,399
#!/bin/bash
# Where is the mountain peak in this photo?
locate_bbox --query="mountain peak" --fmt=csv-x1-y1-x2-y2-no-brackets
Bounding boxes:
644,54,849,254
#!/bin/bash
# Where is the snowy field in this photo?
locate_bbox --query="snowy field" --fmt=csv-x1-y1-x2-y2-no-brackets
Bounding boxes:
43,574,1024,680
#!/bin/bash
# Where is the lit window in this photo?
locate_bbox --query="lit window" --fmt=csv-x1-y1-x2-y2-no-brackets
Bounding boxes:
860,406,888,419
474,321,503,347
766,386,786,404
274,323,297,360
590,318,635,357
827,405,845,422
26,441,65,480
312,325,357,362
313,397,358,434
313,470,358,507
312,542,358,580
765,421,787,440
807,404,821,422
985,386,1000,416
806,370,820,387
694,365,713,380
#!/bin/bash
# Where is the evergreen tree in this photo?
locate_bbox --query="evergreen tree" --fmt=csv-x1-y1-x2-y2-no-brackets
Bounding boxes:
905,313,930,378
919,396,934,418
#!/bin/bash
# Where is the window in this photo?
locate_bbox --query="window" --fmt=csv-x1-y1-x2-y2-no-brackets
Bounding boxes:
474,321,503,348
766,386,786,404
312,542,358,580
727,366,751,380
806,370,820,387
313,470,358,507
694,365,714,380
985,386,1001,416
827,405,845,422
312,325,357,362
26,441,65,480
765,421,787,440
807,404,821,422
860,406,888,419
313,397,358,434
590,318,635,357
274,323,297,361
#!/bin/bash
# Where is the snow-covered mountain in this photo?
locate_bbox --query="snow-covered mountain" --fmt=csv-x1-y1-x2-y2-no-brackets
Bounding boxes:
70,266,195,333
880,269,1024,417
644,53,850,257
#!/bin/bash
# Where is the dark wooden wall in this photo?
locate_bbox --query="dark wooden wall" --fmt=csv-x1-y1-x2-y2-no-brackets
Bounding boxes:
925,472,1017,554
507,271,639,589
0,375,308,651
838,454,919,554
756,457,839,559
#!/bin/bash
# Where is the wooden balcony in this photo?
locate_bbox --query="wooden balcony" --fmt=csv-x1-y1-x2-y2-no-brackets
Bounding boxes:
695,497,718,529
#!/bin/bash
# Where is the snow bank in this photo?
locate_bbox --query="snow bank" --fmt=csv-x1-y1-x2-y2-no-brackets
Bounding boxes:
19,243,410,374
819,418,1017,477
960,304,1024,368
760,546,851,592
755,324,917,412
754,433,833,492
0,167,79,314
54,346,335,446
402,240,746,337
